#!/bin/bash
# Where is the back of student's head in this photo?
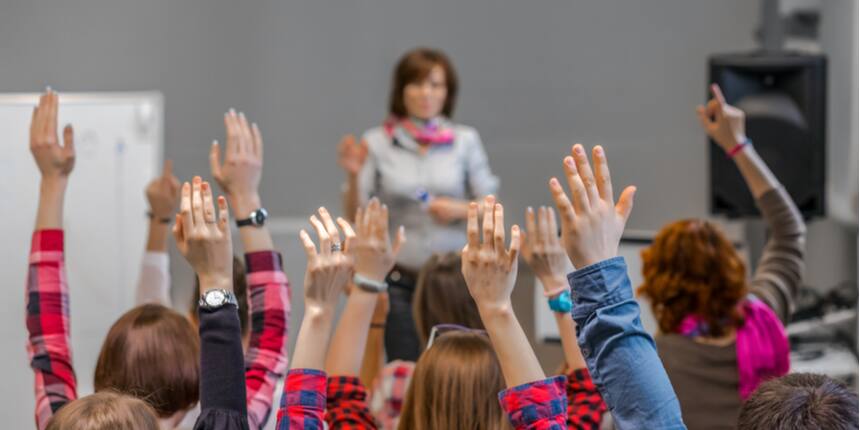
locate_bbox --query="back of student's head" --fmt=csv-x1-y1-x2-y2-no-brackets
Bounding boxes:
413,252,484,345
94,304,199,418
47,391,159,430
189,255,249,338
638,219,748,337
738,373,859,430
398,332,509,430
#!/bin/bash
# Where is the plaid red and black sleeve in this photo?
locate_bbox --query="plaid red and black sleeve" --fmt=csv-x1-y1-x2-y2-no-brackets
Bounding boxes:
244,250,291,430
277,369,327,430
369,360,414,429
26,229,78,430
499,375,568,430
326,375,378,429
565,368,606,430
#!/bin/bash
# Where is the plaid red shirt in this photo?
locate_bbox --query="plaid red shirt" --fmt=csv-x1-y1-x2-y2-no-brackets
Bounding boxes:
277,369,328,429
245,250,291,429
499,375,568,430
26,230,76,430
565,368,606,429
369,360,414,429
326,375,377,429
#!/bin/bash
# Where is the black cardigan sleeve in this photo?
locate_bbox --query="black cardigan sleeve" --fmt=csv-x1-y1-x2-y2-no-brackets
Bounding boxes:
194,303,249,430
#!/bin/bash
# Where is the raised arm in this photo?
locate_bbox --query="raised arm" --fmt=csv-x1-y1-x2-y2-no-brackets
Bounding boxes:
461,196,567,429
550,144,685,429
173,178,247,430
338,134,369,222
276,208,354,429
697,84,806,321
27,89,79,430
135,159,179,306
522,206,586,372
522,206,606,429
212,111,290,428
324,199,404,429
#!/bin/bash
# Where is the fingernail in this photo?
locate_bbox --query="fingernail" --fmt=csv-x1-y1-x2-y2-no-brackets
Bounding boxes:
574,145,583,154
212,140,218,146
527,206,533,212
550,178,558,186
565,157,575,167
45,85,52,92
239,112,246,119
228,108,236,115
595,146,604,155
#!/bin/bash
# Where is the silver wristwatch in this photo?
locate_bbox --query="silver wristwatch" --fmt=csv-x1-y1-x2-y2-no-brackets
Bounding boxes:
353,273,388,293
199,289,238,310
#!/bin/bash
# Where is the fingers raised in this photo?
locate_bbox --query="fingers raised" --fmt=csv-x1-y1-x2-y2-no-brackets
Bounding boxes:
563,156,589,214
572,144,600,206
482,195,496,250
549,177,575,225
309,214,331,255
592,145,614,204
192,177,205,227
466,201,480,251
493,203,505,256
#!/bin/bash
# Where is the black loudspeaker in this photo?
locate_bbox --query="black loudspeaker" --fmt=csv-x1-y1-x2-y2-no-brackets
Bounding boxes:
709,52,826,218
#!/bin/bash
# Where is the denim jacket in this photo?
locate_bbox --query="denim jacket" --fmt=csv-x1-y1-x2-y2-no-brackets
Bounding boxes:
568,257,686,430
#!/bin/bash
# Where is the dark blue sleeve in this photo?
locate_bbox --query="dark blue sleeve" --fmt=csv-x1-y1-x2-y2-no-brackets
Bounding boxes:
568,257,686,430
194,304,249,430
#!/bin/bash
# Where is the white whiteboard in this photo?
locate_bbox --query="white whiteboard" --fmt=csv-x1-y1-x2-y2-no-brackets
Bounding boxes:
0,92,162,428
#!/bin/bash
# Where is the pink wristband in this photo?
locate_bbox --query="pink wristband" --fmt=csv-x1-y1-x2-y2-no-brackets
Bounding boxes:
726,138,751,158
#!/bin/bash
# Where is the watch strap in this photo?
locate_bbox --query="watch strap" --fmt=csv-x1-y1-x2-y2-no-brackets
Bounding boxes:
353,273,388,293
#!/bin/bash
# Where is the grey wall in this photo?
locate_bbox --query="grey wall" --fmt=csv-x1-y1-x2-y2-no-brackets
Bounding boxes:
1,0,856,422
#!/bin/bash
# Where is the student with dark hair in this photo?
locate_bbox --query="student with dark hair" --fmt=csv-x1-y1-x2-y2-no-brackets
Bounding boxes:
738,373,859,430
25,90,200,429
338,47,499,362
135,110,291,429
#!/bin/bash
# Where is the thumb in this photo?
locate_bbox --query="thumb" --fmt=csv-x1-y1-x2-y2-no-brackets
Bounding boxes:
615,186,636,222
209,140,222,180
62,124,75,156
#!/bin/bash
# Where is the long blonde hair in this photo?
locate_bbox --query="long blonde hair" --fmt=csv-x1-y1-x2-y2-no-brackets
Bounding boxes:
398,332,510,430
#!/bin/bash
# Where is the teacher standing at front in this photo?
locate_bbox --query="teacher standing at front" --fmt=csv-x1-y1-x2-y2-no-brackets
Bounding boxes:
338,48,499,361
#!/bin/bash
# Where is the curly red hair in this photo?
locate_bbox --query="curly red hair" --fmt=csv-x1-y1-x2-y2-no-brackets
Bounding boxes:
637,219,747,337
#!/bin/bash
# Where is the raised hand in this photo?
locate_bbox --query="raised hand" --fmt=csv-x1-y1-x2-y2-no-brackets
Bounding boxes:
337,134,368,176
348,198,405,282
427,196,469,225
173,176,233,291
146,159,181,220
549,144,635,269
210,109,263,211
30,89,75,180
522,206,569,295
462,195,521,315
299,207,356,316
696,83,747,152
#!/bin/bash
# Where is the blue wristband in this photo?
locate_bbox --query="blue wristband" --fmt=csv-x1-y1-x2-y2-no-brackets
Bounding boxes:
547,289,573,313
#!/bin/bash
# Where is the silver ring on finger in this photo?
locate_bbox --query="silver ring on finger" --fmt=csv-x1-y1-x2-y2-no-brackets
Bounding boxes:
330,242,342,253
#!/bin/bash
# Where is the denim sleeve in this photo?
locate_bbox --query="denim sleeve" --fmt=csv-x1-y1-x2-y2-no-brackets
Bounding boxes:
568,257,686,430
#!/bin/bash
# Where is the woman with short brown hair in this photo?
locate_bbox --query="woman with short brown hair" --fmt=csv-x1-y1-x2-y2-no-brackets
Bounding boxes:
338,47,499,362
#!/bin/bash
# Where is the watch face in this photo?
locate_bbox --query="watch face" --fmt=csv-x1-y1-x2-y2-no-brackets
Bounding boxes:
205,290,226,307
253,208,268,225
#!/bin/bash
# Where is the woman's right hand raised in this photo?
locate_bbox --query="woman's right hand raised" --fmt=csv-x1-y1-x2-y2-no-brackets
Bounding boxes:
30,89,75,181
299,207,356,316
337,134,368,176
696,83,747,152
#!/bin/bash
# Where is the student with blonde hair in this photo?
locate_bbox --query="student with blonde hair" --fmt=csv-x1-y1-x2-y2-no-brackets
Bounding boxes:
45,391,159,430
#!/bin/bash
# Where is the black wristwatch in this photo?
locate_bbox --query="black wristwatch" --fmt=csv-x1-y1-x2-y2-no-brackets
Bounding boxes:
236,207,268,228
